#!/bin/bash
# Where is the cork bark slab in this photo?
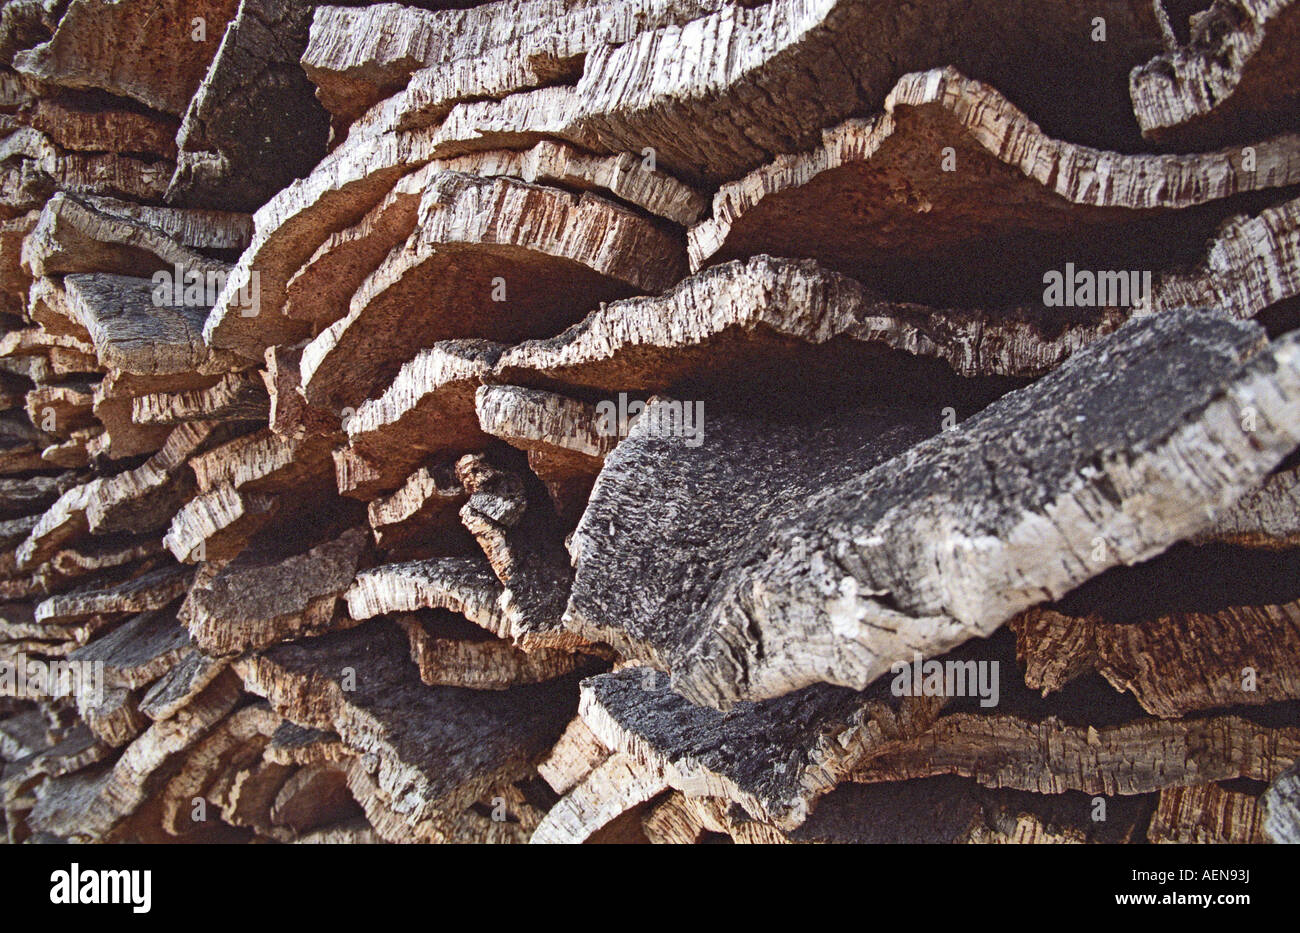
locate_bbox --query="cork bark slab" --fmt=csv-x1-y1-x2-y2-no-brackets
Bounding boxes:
63,273,235,376
1011,600,1300,717
338,339,503,499
233,620,581,827
300,0,731,128
1148,782,1266,843
13,0,239,115
16,97,178,160
398,611,600,691
849,712,1300,795
20,192,248,279
366,464,469,554
389,0,1164,186
568,310,1300,708
131,371,269,426
203,126,450,359
1194,464,1300,546
475,385,614,524
1139,194,1300,321
578,667,945,831
25,670,242,841
1130,0,1300,148
688,68,1300,293
298,171,685,413
495,256,1125,396
179,524,369,655
281,143,703,331
168,0,330,212
15,421,231,569
1,128,174,203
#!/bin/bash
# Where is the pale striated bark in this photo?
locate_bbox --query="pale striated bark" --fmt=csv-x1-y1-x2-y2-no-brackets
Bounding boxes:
131,371,269,426
1138,195,1300,321
339,339,503,498
850,713,1300,795
25,381,96,435
688,68,1300,279
1012,600,1300,717
536,716,609,797
8,0,1299,848
1,127,174,203
476,385,614,523
366,464,467,553
16,421,230,568
264,720,350,766
301,0,731,127
21,191,247,278
497,256,1124,393
346,555,531,647
298,172,685,412
530,752,666,844
29,537,165,597
352,0,1164,185
13,0,240,114
261,343,339,443
397,611,598,690
157,701,281,835
1148,783,1266,843
162,483,276,562
185,426,332,495
282,162,437,326
90,370,217,460
75,686,146,749
35,563,193,623
26,670,242,841
283,141,702,330
1131,0,1300,147
203,126,453,359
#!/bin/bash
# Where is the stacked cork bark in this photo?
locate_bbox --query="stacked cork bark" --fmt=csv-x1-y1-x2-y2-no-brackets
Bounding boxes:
3,0,1300,844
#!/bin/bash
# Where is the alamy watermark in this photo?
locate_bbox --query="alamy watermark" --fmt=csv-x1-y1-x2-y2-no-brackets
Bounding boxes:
890,653,999,707
1042,263,1151,309
0,653,103,704
50,864,151,913
595,393,704,447
152,263,260,317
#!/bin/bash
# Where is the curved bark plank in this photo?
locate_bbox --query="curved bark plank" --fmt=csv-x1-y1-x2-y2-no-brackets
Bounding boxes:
298,172,685,412
1130,0,1300,148
568,310,1300,708
688,68,1300,284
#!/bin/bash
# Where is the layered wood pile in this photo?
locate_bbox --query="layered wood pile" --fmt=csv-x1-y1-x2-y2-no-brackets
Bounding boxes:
3,0,1300,844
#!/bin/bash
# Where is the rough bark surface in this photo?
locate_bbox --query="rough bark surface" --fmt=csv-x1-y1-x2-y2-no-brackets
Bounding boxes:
1130,0,1300,148
568,311,1300,707
5,0,1300,847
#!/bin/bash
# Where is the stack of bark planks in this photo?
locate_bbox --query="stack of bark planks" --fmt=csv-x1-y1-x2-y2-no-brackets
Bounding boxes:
2,0,1300,844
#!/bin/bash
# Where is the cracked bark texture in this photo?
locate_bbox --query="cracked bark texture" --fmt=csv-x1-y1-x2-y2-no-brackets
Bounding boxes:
568,310,1300,707
1130,0,1300,148
5,0,1300,846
